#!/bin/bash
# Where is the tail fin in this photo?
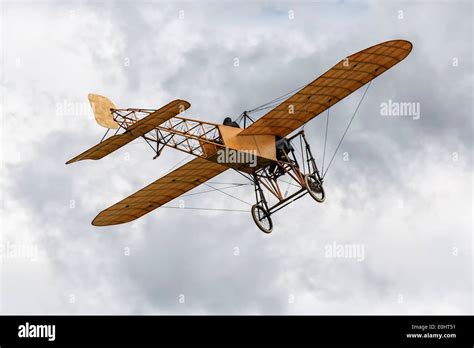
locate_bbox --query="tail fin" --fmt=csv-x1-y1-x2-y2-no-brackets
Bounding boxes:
88,94,119,129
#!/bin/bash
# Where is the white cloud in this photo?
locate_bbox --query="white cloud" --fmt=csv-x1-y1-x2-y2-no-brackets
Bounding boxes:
0,0,472,314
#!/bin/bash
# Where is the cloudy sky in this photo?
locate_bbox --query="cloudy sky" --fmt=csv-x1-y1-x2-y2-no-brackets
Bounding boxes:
1,0,472,314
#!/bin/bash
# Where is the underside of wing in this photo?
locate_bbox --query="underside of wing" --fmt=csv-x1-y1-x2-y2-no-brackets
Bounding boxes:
92,157,227,226
66,99,190,164
239,40,412,137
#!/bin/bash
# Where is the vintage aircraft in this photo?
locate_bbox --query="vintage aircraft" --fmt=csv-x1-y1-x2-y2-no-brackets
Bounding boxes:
66,40,412,233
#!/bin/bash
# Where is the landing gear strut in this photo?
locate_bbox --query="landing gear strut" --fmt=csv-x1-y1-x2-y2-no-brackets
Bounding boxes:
248,130,325,233
251,176,273,233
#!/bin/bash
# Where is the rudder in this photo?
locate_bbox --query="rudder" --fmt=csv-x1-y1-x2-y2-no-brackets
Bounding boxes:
88,93,120,129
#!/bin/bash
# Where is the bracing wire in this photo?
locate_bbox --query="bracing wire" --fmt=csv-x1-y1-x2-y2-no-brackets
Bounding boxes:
180,183,251,198
161,206,248,213
207,181,251,185
322,82,372,178
203,183,252,206
321,108,330,174
163,156,189,174
246,84,306,114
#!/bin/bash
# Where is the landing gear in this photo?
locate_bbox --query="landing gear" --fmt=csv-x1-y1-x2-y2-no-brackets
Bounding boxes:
251,175,273,234
248,130,326,233
251,204,273,234
304,174,325,203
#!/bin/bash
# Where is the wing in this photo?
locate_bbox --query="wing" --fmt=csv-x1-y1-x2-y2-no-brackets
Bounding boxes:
92,157,227,226
239,40,412,137
66,99,190,164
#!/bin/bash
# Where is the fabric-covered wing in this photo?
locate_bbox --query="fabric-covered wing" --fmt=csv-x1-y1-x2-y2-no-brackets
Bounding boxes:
66,99,190,164
92,157,227,226
239,40,412,137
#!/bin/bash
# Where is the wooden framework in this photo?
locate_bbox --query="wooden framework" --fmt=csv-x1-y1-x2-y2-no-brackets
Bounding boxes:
113,109,223,158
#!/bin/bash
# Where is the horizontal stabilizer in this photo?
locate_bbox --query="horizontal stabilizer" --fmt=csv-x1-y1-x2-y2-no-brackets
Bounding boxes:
66,99,190,164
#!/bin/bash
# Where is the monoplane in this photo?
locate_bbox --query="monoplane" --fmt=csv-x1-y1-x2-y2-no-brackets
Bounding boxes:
66,40,412,233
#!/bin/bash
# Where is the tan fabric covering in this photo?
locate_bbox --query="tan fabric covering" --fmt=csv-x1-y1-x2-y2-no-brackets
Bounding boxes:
239,40,412,137
92,157,227,226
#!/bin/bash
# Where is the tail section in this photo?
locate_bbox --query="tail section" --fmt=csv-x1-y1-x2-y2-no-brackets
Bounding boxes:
88,93,120,129
66,99,191,165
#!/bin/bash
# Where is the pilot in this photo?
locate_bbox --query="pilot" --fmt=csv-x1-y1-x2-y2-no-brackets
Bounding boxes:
269,136,295,176
223,117,240,128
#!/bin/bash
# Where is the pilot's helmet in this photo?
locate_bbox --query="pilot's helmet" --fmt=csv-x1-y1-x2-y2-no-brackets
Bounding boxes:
223,117,232,124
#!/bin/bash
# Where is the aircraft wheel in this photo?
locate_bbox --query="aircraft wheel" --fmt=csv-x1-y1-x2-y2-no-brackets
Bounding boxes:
251,204,273,234
304,174,325,203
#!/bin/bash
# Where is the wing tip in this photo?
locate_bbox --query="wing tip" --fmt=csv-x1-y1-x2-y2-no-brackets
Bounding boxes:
350,39,413,60
65,158,79,165
379,39,413,58
91,209,111,226
92,211,137,227
65,156,96,165
91,216,112,227
389,38,413,52
174,99,191,111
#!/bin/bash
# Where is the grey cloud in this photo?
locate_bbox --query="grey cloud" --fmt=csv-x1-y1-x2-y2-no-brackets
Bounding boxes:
1,0,472,314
